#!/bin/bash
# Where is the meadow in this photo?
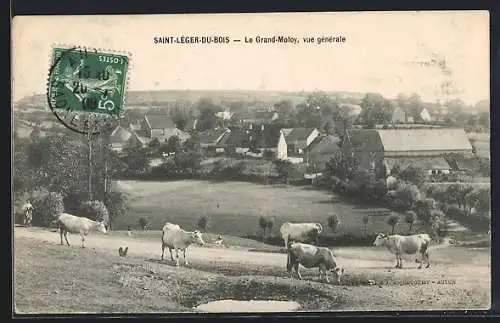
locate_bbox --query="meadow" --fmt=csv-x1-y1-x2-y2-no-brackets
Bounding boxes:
113,180,405,238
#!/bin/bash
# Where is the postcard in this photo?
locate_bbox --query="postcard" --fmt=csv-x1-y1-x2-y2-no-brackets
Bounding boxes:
12,11,491,314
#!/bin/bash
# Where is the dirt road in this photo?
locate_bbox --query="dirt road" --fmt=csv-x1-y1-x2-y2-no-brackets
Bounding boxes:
14,227,490,289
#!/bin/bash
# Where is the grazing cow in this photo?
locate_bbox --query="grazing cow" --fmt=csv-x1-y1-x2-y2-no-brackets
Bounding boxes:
280,222,323,249
287,242,344,284
161,222,205,267
56,213,107,248
373,233,431,269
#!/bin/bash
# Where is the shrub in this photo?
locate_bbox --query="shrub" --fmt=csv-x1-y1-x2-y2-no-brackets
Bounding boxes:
475,188,491,215
210,160,224,175
327,214,340,233
103,189,129,230
197,215,210,232
330,176,342,192
372,178,388,201
138,217,149,230
423,198,436,210
445,204,490,232
344,181,359,197
446,184,474,209
437,201,449,214
79,200,110,224
390,165,401,177
426,185,447,203
32,191,65,227
266,217,275,235
415,199,433,225
404,210,417,233
258,215,270,240
386,213,400,234
478,157,490,177
398,165,427,186
351,169,377,201
361,215,370,235
394,182,422,209
445,205,465,220
273,159,294,184
263,150,275,160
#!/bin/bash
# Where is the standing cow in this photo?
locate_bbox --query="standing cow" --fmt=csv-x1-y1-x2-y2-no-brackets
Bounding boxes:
280,222,323,249
56,213,107,248
287,241,345,284
161,222,205,267
373,233,431,269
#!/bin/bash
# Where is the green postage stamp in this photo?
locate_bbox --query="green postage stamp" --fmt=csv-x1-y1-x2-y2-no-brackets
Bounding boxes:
47,45,130,134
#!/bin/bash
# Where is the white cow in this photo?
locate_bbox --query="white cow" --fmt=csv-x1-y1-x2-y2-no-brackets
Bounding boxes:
56,213,107,248
287,242,345,284
280,222,323,249
373,233,431,269
161,222,205,267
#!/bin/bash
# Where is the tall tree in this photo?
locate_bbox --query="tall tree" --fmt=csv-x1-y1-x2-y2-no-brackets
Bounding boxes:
274,99,296,125
359,93,393,127
196,98,222,131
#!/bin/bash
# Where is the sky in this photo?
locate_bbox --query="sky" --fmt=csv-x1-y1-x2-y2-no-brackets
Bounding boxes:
12,11,489,106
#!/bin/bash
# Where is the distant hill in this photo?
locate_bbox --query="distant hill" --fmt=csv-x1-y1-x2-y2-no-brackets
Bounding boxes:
13,89,367,110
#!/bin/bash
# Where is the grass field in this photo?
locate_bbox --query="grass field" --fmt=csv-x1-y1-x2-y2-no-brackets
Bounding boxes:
114,180,408,238
14,230,491,313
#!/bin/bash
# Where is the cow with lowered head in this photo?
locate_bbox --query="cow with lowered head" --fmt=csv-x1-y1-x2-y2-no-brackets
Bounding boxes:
287,241,345,284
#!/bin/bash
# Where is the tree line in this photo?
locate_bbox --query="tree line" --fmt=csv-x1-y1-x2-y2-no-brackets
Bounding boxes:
120,92,490,136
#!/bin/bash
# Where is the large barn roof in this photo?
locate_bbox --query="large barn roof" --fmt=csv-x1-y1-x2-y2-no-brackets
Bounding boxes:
376,128,473,152
144,113,176,129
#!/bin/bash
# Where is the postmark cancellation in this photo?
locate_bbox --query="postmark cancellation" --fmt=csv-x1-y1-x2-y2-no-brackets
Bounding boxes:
46,45,131,135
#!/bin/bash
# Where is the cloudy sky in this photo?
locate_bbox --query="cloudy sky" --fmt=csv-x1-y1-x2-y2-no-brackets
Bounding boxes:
12,11,489,105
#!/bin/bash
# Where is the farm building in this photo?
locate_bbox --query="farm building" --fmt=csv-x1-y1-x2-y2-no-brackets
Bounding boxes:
109,125,143,152
143,113,176,137
198,128,231,153
342,128,473,176
406,107,433,123
135,113,191,145
253,126,288,160
240,110,279,126
303,134,342,170
282,127,320,156
219,128,253,155
184,118,199,131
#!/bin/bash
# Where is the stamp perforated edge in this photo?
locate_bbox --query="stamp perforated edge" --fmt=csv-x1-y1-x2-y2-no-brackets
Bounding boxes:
46,43,133,121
